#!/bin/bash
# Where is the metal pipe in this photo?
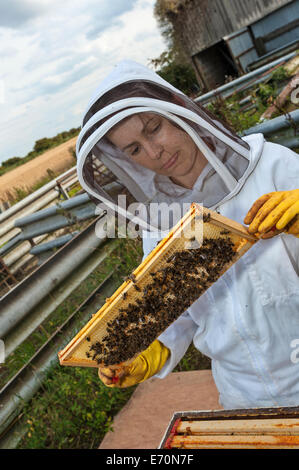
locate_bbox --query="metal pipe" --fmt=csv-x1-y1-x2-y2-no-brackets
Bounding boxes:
1,182,121,255
0,234,23,257
0,166,77,224
29,233,79,255
195,51,297,104
0,216,107,338
0,269,120,442
0,190,59,239
8,253,34,275
241,109,299,136
270,136,299,149
15,193,91,226
18,202,96,240
3,235,48,267
4,237,119,357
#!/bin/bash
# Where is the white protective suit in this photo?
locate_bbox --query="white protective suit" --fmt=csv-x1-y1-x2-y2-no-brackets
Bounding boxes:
77,60,299,409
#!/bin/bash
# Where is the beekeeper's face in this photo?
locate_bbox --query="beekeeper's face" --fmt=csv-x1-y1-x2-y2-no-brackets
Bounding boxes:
107,113,206,186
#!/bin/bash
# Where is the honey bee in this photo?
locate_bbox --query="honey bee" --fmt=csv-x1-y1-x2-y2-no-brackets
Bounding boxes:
87,236,236,366
126,273,137,283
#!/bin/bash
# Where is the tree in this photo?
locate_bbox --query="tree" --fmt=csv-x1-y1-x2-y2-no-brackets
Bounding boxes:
153,1,189,64
151,1,199,95
154,52,199,96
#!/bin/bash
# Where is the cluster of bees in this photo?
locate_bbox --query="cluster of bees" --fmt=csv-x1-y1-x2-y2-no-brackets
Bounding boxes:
86,233,236,366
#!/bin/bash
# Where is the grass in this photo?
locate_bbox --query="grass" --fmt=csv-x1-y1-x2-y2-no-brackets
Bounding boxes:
16,345,210,449
18,366,136,449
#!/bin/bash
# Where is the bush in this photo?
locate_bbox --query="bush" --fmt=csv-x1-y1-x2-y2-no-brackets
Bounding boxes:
157,62,199,95
1,156,22,168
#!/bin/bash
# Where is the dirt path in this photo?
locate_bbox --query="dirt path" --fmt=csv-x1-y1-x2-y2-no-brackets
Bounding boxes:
0,137,77,202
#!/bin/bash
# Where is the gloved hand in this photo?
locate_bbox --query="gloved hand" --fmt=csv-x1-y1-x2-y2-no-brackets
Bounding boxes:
98,339,170,388
244,189,299,239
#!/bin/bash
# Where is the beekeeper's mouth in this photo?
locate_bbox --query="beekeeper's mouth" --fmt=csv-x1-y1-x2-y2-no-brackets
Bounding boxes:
161,152,179,170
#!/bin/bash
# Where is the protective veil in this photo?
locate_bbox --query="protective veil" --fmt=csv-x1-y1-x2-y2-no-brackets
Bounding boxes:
76,60,260,232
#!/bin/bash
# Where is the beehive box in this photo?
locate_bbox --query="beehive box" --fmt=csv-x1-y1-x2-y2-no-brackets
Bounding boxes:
58,203,257,368
159,407,299,449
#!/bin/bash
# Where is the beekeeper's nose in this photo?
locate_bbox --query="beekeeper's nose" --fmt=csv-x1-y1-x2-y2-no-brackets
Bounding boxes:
144,140,163,160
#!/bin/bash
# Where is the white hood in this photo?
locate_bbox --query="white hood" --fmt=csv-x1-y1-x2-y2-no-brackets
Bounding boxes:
76,59,263,229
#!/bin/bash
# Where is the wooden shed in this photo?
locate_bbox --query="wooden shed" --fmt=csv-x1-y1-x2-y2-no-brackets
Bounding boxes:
162,0,299,89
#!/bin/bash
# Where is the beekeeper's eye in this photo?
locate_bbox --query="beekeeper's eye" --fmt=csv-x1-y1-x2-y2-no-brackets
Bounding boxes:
145,117,161,135
130,145,140,157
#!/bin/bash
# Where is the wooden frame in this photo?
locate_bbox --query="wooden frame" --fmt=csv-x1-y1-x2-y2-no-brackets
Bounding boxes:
58,203,257,368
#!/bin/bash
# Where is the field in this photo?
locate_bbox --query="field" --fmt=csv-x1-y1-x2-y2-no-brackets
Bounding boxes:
0,137,77,203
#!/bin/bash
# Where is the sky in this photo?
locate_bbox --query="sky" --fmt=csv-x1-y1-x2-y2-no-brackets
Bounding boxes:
0,0,166,164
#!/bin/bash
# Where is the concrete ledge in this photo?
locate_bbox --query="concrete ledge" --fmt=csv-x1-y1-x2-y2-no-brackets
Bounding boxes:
99,370,222,449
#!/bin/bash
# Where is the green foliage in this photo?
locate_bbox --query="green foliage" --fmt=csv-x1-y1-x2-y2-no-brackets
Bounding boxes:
207,93,266,134
270,66,290,84
255,66,291,107
157,61,199,95
18,366,136,449
256,83,275,106
33,138,52,153
13,187,28,203
153,1,195,93
1,156,22,167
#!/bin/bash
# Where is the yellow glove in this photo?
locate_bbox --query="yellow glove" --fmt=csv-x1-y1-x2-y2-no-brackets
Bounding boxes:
244,189,299,239
98,339,170,388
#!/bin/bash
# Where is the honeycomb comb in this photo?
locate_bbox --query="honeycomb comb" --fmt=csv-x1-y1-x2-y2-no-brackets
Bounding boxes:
58,203,257,368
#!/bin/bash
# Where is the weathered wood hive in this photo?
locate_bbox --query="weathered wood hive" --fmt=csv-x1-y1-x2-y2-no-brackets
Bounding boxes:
159,407,299,449
58,203,257,368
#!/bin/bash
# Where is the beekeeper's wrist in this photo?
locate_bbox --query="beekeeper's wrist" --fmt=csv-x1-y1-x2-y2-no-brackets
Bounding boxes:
128,339,170,383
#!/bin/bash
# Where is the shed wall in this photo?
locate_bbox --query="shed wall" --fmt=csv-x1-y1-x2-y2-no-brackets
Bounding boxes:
174,0,294,56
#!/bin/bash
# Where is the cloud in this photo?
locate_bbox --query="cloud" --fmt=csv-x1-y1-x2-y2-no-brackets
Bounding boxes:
40,58,100,95
85,0,136,39
0,0,54,29
0,0,165,164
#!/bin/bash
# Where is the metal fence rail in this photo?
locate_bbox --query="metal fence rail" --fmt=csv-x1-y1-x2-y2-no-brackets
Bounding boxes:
195,51,297,105
0,182,126,446
0,180,121,294
0,166,78,223
241,108,299,148
0,259,121,447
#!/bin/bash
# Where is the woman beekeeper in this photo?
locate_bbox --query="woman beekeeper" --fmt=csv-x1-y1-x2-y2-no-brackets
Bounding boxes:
76,60,299,410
